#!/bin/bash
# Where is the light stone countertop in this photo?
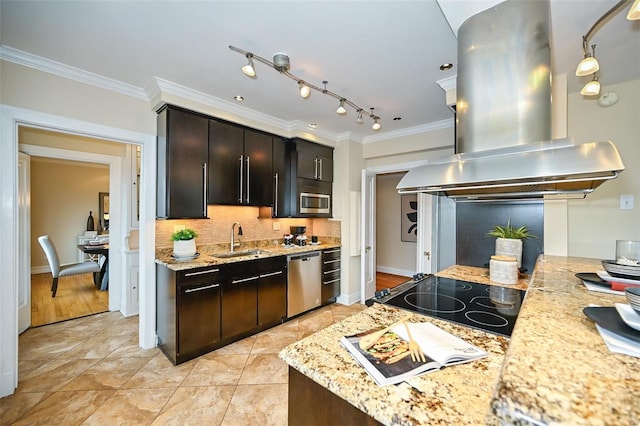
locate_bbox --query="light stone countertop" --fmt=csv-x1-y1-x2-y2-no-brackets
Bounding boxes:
279,255,640,425
155,238,341,271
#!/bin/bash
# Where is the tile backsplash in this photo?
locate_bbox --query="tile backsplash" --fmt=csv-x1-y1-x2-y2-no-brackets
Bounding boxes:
155,205,341,249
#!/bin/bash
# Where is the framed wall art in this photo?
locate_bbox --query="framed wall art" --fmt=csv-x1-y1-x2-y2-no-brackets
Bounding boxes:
401,194,417,242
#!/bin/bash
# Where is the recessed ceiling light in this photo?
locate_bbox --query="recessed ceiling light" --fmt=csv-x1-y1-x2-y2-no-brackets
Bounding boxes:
393,117,402,121
308,123,317,128
439,63,453,71
234,95,244,101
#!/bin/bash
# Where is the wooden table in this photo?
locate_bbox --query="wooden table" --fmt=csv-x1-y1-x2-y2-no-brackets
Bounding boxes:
77,244,109,290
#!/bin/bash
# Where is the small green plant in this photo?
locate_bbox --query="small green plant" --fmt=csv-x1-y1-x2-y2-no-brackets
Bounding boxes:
170,228,198,241
487,220,537,240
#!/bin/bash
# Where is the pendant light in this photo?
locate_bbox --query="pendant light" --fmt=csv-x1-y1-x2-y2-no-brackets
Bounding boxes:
298,81,310,98
576,40,599,76
241,53,256,77
580,74,600,96
336,99,347,115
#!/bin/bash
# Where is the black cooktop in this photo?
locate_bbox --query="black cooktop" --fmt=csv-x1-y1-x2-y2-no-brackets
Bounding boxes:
374,276,525,337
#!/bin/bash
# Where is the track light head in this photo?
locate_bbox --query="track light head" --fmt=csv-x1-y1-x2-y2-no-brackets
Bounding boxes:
576,44,599,76
628,0,640,19
356,110,364,124
580,74,600,96
372,118,381,131
336,99,347,115
242,53,256,77
298,81,310,98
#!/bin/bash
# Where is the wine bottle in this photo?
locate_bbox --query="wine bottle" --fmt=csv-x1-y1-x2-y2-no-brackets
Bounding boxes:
87,211,95,231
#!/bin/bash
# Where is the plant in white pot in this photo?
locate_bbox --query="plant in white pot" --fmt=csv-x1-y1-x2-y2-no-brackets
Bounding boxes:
487,220,537,269
171,228,198,258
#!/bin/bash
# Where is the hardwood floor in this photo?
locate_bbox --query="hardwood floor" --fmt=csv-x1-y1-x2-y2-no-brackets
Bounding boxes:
376,272,411,291
31,272,109,327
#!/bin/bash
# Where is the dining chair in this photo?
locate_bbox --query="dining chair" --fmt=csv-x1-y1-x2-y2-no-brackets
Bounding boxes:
37,235,101,297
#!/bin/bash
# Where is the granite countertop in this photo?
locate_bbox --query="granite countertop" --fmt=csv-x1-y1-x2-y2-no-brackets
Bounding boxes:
279,256,640,425
155,238,341,271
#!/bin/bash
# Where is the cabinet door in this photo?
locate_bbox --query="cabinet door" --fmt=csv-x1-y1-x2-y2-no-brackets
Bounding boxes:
178,279,221,356
221,274,258,339
244,129,273,206
316,151,334,183
208,119,244,205
157,107,209,218
271,137,290,217
257,269,286,326
296,142,319,180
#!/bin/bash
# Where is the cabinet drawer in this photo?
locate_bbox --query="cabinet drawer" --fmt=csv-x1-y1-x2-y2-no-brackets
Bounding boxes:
178,266,223,286
322,268,341,283
322,248,341,261
322,258,340,271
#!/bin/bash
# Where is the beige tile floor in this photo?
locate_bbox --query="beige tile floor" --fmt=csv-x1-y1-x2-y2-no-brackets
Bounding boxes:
1,303,365,425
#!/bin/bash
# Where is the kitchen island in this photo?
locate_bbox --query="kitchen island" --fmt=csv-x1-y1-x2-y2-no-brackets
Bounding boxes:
279,255,640,425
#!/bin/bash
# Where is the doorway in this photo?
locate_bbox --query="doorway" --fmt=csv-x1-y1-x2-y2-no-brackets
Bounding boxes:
27,152,113,326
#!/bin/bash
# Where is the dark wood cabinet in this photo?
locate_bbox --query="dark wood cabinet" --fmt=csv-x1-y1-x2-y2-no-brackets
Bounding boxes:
221,256,287,340
156,264,222,364
208,119,273,206
271,137,291,217
322,248,341,304
156,105,209,218
293,138,334,182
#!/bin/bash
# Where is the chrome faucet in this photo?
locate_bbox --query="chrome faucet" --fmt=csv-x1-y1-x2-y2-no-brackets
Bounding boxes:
230,222,243,252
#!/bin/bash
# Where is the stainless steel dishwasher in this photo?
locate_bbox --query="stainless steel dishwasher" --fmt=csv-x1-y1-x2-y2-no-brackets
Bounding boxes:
287,251,322,317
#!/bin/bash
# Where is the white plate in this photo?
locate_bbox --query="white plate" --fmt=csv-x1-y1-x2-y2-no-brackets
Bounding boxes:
597,270,640,285
171,252,200,260
615,303,640,331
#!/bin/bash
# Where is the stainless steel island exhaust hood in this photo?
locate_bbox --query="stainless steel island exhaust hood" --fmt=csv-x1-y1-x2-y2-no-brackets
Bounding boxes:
397,0,624,201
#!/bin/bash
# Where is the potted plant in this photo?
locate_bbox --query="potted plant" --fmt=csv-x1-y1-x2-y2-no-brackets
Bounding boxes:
171,228,198,257
487,220,537,268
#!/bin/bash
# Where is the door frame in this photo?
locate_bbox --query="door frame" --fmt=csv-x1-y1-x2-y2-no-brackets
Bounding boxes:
0,105,156,397
360,160,431,303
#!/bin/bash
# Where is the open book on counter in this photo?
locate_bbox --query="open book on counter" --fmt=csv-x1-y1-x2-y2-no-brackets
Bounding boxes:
340,321,488,386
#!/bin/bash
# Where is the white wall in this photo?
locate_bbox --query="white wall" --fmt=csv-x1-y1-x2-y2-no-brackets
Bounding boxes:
566,80,640,259
376,173,416,277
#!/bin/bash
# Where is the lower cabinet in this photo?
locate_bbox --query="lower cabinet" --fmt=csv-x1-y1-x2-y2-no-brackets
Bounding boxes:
157,256,286,365
322,248,341,304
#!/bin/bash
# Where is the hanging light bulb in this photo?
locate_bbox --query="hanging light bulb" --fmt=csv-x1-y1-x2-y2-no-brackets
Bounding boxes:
372,118,381,131
242,53,256,77
336,99,347,115
355,110,364,124
580,74,600,96
575,41,599,76
298,81,310,98
628,0,640,19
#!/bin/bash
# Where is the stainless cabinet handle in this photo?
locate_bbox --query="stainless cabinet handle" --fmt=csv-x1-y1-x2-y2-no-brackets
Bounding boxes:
184,268,220,277
245,156,250,204
238,155,244,203
260,271,283,278
274,173,279,216
202,162,207,216
324,249,341,254
314,157,318,180
232,276,259,284
323,268,341,275
318,158,323,180
323,259,340,265
323,278,340,285
184,283,219,293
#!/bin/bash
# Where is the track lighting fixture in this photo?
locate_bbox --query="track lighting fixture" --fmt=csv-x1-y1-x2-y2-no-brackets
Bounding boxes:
576,0,639,96
298,81,310,98
580,74,600,96
229,45,381,131
575,39,599,76
241,53,256,77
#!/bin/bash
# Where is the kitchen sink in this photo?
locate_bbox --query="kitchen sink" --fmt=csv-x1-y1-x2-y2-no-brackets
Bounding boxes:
212,249,268,259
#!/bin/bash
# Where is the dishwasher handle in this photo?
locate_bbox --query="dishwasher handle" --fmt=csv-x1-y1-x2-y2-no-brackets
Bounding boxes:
287,251,321,262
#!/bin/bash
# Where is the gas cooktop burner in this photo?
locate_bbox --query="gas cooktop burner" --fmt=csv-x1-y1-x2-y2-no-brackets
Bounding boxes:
376,276,525,337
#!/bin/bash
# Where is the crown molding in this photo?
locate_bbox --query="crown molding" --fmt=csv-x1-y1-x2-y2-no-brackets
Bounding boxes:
361,118,454,144
436,75,457,92
0,45,148,100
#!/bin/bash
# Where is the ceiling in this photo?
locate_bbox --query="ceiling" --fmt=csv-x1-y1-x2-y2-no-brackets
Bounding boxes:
1,0,638,142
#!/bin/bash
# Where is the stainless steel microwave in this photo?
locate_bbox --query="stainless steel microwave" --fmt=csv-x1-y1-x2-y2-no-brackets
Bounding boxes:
300,192,330,214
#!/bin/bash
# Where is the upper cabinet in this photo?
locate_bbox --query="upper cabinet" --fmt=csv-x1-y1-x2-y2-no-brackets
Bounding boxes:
271,136,291,218
156,106,209,219
293,138,333,182
208,119,273,207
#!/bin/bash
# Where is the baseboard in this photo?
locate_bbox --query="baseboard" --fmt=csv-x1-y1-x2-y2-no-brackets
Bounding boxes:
336,290,362,306
376,266,413,278
31,266,50,275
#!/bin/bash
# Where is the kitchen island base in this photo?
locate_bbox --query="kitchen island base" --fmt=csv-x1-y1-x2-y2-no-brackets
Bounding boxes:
289,367,382,426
